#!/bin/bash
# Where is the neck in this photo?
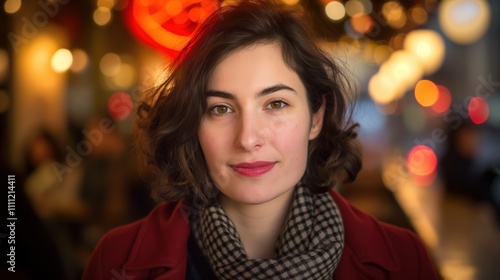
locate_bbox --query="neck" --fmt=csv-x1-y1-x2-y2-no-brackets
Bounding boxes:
220,188,295,259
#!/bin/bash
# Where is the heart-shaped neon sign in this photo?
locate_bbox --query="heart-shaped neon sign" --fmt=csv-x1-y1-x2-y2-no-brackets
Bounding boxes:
124,0,219,60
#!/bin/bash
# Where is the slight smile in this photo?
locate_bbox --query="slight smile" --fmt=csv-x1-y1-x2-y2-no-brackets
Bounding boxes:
231,161,276,177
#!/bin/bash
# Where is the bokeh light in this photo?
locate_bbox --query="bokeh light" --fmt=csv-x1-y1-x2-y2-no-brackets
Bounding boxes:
431,85,452,113
51,48,73,73
382,1,407,29
94,7,112,26
381,50,424,91
409,6,428,25
350,14,373,34
100,53,121,77
368,73,400,104
345,0,365,16
108,92,133,120
415,79,439,107
407,145,438,176
281,0,300,5
404,29,445,75
325,1,346,21
4,0,21,14
468,96,489,124
439,0,491,44
70,49,89,73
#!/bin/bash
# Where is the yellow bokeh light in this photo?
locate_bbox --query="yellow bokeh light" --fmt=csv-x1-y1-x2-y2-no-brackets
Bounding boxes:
4,0,21,14
100,53,121,77
404,29,445,75
93,7,112,26
410,6,428,25
369,73,402,104
281,0,300,5
70,49,89,73
439,0,491,45
373,45,393,64
98,0,115,9
325,1,346,21
51,48,73,73
415,79,439,107
112,63,137,89
381,50,424,91
345,0,365,16
382,1,407,29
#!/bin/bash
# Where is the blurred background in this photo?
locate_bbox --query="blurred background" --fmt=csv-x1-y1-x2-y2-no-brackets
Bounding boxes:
0,0,499,279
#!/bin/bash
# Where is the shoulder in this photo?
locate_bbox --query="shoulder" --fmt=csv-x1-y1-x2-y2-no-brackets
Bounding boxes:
82,201,190,280
329,191,439,279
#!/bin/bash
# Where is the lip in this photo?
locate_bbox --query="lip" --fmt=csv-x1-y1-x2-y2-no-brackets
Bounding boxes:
231,161,276,177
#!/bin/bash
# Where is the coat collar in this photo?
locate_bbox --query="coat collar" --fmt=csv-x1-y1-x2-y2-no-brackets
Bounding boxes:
329,190,401,272
123,201,191,271
121,191,401,274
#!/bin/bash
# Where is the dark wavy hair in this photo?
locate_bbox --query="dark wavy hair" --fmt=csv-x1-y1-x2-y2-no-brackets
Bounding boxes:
135,0,362,208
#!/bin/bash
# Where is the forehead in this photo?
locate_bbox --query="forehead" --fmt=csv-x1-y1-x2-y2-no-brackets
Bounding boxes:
207,43,305,94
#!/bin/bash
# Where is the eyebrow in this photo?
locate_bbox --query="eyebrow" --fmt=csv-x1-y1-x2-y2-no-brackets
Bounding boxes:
205,84,297,99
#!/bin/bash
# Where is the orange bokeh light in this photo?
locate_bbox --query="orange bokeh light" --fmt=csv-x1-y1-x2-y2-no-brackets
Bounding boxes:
415,79,439,107
431,85,452,113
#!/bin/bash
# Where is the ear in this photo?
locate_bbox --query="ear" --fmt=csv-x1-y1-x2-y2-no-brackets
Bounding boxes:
308,100,325,140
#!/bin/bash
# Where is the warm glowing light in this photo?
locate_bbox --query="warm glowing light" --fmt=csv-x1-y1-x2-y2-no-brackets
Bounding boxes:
0,49,8,83
368,73,401,104
281,0,300,5
108,92,133,120
125,0,219,60
381,50,424,91
373,45,392,64
51,48,73,73
70,49,89,73
468,97,489,124
410,6,428,25
382,1,407,29
439,0,491,44
98,0,115,9
4,0,21,14
345,0,365,16
166,0,183,17
325,1,346,21
100,53,121,77
111,63,137,89
407,145,438,177
404,29,445,75
94,7,112,26
415,80,439,107
350,14,373,34
431,85,452,113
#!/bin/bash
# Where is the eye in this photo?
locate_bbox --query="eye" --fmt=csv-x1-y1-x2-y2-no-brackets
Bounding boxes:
209,105,234,115
266,100,288,110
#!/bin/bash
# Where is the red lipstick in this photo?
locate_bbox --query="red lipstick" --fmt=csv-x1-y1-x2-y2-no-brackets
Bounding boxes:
231,161,275,177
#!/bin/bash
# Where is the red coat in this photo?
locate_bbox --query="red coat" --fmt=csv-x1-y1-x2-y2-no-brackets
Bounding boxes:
83,191,439,279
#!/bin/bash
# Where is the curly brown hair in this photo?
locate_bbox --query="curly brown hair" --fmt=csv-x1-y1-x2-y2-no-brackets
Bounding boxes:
135,0,362,208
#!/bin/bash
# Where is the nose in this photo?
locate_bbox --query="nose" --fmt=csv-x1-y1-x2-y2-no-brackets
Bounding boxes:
235,110,265,151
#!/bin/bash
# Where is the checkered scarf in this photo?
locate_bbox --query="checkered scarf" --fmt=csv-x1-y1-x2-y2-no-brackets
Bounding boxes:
191,185,344,279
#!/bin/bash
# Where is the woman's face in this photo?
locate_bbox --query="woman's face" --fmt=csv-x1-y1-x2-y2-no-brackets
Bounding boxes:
198,43,324,206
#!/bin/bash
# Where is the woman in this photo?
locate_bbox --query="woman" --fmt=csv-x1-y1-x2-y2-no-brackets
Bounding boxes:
83,1,439,279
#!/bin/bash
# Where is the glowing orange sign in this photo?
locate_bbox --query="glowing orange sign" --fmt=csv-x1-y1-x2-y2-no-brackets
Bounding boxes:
124,0,219,60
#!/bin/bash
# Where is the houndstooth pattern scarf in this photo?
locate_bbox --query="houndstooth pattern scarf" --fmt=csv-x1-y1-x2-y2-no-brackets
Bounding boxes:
191,185,344,280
